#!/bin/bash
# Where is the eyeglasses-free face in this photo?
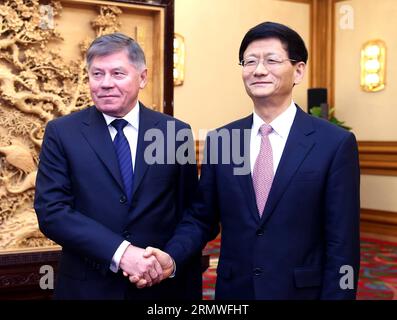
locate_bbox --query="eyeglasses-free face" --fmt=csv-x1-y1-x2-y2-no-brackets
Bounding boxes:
88,51,147,118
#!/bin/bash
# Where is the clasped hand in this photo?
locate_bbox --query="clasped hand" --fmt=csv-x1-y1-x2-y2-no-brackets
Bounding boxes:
119,245,174,288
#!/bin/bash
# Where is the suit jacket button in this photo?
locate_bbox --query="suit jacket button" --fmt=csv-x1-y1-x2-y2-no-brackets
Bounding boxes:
120,195,127,204
256,229,264,236
253,268,262,276
123,231,131,239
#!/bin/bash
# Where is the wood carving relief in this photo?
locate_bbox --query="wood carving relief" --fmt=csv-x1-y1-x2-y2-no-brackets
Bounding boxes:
0,0,156,251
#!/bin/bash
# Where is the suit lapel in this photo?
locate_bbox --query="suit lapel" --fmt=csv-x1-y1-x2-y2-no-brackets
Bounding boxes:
234,114,261,222
260,106,315,227
132,103,160,197
81,107,124,191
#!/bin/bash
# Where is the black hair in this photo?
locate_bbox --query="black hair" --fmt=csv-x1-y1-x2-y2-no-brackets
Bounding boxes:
239,21,308,64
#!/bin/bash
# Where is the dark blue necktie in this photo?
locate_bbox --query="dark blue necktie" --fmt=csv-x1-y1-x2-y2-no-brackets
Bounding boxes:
111,119,134,204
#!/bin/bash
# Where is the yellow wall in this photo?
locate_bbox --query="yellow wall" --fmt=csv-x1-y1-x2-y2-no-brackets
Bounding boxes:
174,0,310,137
335,0,397,212
361,175,397,210
335,0,397,141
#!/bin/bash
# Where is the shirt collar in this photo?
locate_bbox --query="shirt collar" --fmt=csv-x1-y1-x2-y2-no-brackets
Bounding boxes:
102,101,140,130
252,101,297,139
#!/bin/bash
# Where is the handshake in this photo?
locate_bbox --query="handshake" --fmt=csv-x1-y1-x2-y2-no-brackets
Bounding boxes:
119,245,175,289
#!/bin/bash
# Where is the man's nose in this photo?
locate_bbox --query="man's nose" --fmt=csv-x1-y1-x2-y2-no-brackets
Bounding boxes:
100,74,114,88
253,60,270,75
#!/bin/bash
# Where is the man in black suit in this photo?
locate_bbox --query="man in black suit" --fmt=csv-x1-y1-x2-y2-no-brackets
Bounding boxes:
34,33,200,299
134,22,360,300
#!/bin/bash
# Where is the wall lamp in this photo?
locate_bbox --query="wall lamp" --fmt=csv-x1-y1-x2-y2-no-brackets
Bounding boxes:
360,40,386,92
173,33,185,86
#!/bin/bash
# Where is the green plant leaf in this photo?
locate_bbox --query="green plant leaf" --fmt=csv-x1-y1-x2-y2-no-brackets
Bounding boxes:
309,106,351,130
309,106,322,117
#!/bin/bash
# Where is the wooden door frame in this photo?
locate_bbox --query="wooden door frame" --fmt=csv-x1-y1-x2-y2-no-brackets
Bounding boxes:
117,0,175,115
281,0,345,108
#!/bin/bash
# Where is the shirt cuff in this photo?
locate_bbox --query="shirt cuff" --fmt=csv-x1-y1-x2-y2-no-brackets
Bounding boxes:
110,240,130,273
169,258,176,278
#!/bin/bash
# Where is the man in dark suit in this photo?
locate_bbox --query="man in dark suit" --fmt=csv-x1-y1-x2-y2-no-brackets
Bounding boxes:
34,33,201,299
136,22,361,299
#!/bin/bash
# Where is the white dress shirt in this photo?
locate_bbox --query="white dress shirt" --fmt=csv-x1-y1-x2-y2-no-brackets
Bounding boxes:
101,101,139,273
250,101,297,175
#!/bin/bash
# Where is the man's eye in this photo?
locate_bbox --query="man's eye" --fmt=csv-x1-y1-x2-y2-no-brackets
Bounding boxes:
267,59,280,64
113,72,125,77
245,59,257,66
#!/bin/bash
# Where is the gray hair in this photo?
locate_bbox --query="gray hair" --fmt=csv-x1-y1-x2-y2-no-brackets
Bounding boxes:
86,32,146,69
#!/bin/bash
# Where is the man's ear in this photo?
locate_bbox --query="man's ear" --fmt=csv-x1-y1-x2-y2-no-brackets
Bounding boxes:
293,62,306,85
139,68,148,89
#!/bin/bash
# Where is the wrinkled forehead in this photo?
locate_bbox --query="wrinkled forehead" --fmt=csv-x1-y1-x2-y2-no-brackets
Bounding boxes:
88,50,138,70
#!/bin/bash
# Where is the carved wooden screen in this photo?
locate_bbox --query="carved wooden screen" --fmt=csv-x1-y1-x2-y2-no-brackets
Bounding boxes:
0,0,172,255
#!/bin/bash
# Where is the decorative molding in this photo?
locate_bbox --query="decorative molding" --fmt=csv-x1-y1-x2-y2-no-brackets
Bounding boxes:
358,141,397,176
0,249,60,299
0,272,41,288
0,249,61,267
361,208,397,237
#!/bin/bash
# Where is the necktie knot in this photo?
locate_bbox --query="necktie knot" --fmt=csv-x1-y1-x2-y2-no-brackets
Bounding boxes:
111,119,129,132
259,123,272,136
